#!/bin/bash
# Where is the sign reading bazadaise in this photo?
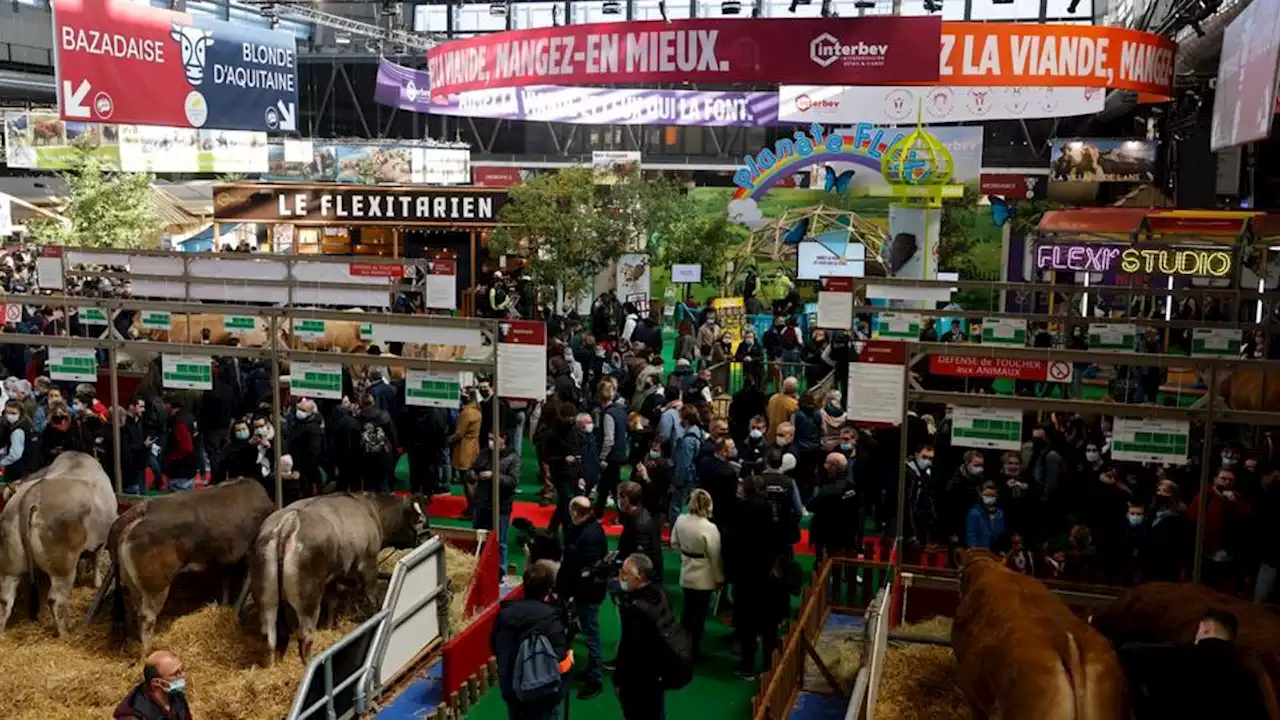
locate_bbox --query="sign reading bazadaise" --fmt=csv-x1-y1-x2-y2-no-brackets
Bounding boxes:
213,184,507,224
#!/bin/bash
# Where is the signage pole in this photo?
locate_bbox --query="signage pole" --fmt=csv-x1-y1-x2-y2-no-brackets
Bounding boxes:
109,346,123,495
893,359,911,557
1191,365,1216,584
270,315,284,509
490,391,502,574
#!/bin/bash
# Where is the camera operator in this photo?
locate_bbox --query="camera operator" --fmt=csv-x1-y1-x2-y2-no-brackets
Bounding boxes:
614,553,690,720
557,496,608,700
616,481,663,581
492,561,573,720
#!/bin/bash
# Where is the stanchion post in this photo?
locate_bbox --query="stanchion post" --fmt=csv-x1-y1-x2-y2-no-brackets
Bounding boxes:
1192,365,1217,584
490,390,501,564
270,315,284,508
893,360,910,555
109,346,123,494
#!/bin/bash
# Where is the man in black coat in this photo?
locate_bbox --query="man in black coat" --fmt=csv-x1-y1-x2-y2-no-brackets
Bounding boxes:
615,481,663,582
324,398,363,493
286,398,324,501
697,437,741,533
613,553,679,720
557,497,608,700
490,561,572,720
733,474,788,679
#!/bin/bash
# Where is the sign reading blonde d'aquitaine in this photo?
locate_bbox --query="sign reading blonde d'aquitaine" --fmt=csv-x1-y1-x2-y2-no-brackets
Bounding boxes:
212,184,508,225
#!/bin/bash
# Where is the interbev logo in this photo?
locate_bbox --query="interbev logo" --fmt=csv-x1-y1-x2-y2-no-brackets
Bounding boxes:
809,33,889,70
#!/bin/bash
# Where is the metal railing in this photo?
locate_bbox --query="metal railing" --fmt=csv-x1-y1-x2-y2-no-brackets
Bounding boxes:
286,608,390,720
364,536,449,698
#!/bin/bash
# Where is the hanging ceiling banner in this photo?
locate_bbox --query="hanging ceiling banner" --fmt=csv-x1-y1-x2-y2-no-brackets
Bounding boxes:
938,22,1176,100
778,85,1105,124
53,0,300,131
376,59,780,126
424,17,942,97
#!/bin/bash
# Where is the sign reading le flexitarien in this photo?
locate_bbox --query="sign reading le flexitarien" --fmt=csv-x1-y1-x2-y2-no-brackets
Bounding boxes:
213,184,508,225
53,0,300,132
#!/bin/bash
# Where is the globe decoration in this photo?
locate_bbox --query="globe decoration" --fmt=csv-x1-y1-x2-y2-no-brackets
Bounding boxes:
879,123,954,188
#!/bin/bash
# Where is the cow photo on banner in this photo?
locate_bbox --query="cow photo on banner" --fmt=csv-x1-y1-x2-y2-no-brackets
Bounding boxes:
1049,138,1157,183
53,0,300,132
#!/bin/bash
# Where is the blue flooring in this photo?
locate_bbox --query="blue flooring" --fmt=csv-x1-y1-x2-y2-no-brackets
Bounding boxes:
824,614,864,632
789,691,850,720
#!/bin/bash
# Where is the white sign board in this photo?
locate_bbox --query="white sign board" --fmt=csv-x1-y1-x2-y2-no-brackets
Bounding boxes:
671,264,703,283
816,277,854,330
1112,417,1191,465
980,317,1027,346
0,193,12,237
426,259,458,310
47,348,98,382
497,320,547,400
161,354,212,390
951,407,1023,450
798,240,866,281
1191,327,1241,357
874,312,921,341
289,361,344,400
406,370,463,408
847,342,906,427
1089,323,1136,351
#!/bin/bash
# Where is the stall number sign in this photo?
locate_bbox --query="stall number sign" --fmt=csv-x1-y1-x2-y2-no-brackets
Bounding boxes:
981,318,1027,346
951,407,1023,451
224,315,257,334
1191,328,1241,357
141,311,172,331
874,312,921,341
161,355,212,390
359,323,375,341
294,319,326,341
79,307,109,326
1111,418,1190,465
48,349,97,382
406,370,462,408
1089,323,1136,351
290,362,343,400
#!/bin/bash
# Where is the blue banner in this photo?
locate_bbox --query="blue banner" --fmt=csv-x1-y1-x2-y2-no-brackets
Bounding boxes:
180,17,299,132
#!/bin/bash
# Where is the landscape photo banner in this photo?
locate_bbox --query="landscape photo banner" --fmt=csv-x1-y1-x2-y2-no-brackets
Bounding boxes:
1049,138,1157,183
424,17,941,97
375,59,779,126
53,0,299,132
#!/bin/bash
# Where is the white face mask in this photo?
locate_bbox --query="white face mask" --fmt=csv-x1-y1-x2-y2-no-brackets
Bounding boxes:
749,429,764,440
295,409,310,420
583,424,594,434
775,437,789,447
3,413,18,423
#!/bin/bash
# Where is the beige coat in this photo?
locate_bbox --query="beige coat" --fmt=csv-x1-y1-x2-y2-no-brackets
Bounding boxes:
670,513,724,591
452,403,482,470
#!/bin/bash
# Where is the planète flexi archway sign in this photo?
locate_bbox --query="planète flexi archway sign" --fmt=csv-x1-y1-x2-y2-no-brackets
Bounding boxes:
424,18,1177,102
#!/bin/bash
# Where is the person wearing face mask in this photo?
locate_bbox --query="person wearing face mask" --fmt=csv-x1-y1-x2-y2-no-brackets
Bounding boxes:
40,400,75,467
697,437,740,532
818,390,848,452
809,453,861,600
965,482,1006,551
766,377,799,443
285,397,325,500
556,497,608,699
1190,468,1253,591
114,649,193,720
944,450,985,546
1020,425,1060,516
738,415,770,477
727,371,767,443
0,399,33,482
997,451,1038,543
670,406,706,522
71,389,109,465
592,379,629,516
734,330,763,389
211,419,257,485
633,437,672,525
904,444,938,551
1120,501,1149,584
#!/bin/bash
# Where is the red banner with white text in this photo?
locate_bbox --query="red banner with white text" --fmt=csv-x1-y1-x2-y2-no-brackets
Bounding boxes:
426,17,941,97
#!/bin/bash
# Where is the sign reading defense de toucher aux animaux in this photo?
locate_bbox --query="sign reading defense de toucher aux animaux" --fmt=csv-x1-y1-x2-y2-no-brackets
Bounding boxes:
54,0,299,132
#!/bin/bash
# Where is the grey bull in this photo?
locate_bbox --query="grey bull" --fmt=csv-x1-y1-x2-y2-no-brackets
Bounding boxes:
0,452,117,637
110,478,276,656
251,493,428,663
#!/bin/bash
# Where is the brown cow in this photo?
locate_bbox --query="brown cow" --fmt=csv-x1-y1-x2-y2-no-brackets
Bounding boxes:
1091,582,1280,718
1218,371,1280,412
251,493,428,662
109,479,275,656
131,312,271,347
953,551,1128,720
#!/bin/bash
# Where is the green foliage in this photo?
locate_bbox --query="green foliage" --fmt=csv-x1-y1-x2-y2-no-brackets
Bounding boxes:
27,146,160,249
938,185,983,280
489,167,683,299
651,196,747,287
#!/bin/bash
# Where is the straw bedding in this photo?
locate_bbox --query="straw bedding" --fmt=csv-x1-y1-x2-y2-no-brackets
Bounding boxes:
875,618,968,720
377,543,480,634
810,629,864,694
2,545,482,720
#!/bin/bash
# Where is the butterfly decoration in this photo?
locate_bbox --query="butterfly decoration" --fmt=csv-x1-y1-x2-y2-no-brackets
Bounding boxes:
824,166,856,195
782,217,810,245
990,196,1015,228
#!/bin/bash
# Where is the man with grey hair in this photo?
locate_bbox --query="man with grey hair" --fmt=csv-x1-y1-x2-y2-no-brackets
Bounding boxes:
613,553,689,718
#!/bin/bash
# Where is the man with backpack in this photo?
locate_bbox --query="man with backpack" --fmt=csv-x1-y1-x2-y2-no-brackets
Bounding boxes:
492,561,573,720
356,392,397,493
613,553,692,719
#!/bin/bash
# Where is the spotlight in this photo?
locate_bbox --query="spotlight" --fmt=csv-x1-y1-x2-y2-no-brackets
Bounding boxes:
602,0,622,13
922,0,941,11
489,0,508,15
722,0,742,13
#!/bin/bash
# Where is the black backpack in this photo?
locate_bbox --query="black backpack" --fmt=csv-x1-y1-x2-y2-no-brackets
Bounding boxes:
642,592,693,690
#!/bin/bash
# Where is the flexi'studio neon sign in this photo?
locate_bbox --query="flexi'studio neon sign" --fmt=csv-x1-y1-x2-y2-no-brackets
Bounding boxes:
1035,244,1233,277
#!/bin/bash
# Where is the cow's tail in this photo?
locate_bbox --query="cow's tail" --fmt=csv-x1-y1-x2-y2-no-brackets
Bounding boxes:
19,502,40,622
260,511,300,659
1063,631,1087,720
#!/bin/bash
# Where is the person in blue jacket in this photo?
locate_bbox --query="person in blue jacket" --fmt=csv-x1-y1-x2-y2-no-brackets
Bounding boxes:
966,481,1007,551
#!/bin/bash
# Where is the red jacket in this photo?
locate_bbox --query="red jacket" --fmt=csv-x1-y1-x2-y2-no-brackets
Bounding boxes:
1188,489,1252,555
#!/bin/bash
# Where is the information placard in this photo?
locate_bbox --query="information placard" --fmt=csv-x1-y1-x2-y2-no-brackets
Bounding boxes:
48,348,98,382
290,362,343,400
223,315,257,334
78,307,109,326
1089,323,1136,351
1191,328,1242,357
161,354,212,390
816,277,854,330
294,319,327,341
426,259,458,310
847,341,905,427
671,264,703,283
406,370,463,408
140,310,172,331
873,312,921,341
497,320,547,400
951,407,1023,450
980,317,1027,346
1112,417,1190,465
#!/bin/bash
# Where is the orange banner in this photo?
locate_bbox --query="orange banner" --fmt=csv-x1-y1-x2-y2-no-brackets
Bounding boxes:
939,22,1176,100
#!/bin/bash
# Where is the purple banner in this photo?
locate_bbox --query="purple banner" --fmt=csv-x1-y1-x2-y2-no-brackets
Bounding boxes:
374,58,780,127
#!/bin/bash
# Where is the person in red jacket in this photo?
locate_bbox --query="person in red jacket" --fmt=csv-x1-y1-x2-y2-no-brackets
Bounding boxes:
1189,467,1252,591
160,396,199,492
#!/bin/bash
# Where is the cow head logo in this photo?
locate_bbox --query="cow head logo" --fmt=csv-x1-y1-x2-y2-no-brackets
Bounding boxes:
170,23,214,86
884,88,913,122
